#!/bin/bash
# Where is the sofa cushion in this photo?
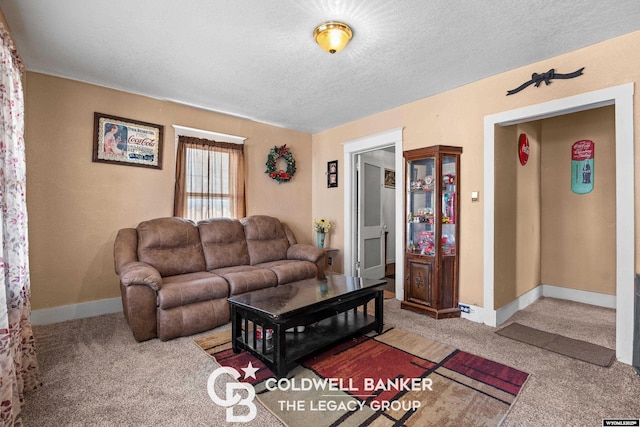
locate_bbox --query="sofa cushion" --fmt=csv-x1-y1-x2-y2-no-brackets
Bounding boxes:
198,218,250,270
255,260,317,285
137,217,205,277
211,266,278,295
241,215,290,265
158,271,229,310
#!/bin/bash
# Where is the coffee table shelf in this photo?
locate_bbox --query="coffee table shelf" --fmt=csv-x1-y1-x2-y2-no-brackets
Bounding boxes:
241,308,377,362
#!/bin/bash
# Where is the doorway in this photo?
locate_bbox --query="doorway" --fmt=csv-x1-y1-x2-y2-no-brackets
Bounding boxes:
355,150,396,280
483,83,635,364
343,128,404,298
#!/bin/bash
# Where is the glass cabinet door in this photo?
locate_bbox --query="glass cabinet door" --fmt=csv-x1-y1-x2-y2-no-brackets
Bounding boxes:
441,155,457,255
406,156,436,256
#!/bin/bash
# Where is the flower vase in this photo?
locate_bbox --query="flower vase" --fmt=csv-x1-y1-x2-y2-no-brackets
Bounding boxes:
316,232,326,248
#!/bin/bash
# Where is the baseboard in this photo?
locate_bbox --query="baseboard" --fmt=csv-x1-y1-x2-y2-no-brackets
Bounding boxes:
495,286,544,326
460,304,485,323
540,284,616,309
461,284,615,328
30,285,614,328
30,297,123,325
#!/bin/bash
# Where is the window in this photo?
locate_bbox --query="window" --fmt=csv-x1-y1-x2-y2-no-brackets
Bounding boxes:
174,135,245,221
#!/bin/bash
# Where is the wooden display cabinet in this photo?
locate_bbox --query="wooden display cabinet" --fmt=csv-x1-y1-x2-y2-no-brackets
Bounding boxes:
401,145,462,319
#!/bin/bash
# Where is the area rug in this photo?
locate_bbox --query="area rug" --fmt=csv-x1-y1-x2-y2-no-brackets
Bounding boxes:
195,327,529,426
496,322,615,367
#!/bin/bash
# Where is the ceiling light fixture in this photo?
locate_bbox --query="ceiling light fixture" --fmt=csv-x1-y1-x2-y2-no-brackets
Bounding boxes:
313,21,353,54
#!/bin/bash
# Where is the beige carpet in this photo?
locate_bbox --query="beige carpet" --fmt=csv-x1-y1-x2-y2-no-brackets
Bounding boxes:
20,297,640,426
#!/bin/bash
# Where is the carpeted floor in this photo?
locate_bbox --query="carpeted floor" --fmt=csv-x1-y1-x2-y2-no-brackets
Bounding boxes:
21,297,640,426
196,327,529,426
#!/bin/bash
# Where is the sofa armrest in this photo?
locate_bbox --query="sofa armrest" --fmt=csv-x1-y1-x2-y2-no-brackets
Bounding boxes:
120,283,158,342
119,262,162,291
287,244,323,263
114,228,138,274
287,244,326,279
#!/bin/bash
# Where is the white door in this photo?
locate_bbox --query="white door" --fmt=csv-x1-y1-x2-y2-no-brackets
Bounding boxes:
357,153,386,279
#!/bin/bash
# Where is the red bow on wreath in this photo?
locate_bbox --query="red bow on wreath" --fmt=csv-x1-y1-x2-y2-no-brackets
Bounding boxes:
278,145,290,156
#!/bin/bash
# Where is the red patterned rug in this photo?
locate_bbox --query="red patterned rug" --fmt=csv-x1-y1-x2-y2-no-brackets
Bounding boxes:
195,327,529,426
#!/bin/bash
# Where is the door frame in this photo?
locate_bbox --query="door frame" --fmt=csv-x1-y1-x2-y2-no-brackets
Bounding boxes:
483,83,635,364
343,128,404,298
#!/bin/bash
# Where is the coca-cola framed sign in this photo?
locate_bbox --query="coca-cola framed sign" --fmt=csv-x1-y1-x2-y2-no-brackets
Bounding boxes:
93,112,164,169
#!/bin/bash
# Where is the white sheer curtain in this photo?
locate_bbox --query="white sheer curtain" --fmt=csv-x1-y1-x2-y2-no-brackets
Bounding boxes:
174,136,245,221
0,22,40,425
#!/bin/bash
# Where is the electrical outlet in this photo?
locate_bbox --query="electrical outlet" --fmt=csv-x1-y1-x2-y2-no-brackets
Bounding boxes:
458,304,470,313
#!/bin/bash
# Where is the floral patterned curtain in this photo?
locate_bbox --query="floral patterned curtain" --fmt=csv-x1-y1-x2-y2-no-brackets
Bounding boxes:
0,22,41,425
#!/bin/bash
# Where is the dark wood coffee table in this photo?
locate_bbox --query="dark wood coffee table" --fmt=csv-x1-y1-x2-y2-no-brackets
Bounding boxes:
228,275,386,378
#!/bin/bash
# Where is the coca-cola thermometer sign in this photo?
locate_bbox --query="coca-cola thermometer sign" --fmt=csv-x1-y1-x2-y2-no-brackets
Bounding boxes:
518,133,529,165
571,140,594,194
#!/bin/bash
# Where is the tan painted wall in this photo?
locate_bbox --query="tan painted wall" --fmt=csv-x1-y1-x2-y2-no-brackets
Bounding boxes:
494,121,541,308
540,106,616,294
24,72,312,310
515,122,542,301
312,30,640,307
493,124,518,307
494,122,542,309
22,28,640,311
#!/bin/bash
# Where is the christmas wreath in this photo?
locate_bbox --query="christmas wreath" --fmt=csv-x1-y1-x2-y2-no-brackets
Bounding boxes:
265,144,296,183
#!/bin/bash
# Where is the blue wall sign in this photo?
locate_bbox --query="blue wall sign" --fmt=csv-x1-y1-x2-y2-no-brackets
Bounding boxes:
571,140,594,194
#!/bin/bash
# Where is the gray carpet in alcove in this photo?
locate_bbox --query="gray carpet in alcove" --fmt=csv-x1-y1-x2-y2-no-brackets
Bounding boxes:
496,322,616,367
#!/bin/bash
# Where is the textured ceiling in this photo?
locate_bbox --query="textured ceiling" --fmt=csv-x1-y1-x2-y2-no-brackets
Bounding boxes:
2,0,640,133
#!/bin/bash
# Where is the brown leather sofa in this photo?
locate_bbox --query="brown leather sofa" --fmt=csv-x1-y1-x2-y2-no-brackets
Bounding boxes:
114,215,325,341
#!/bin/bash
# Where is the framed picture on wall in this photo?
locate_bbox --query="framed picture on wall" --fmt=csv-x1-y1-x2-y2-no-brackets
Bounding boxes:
92,112,164,169
327,160,338,188
384,168,396,188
